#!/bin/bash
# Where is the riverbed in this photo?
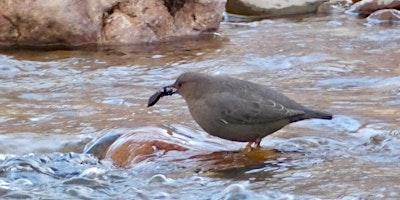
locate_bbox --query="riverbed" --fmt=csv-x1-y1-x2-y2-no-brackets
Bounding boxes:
0,12,399,199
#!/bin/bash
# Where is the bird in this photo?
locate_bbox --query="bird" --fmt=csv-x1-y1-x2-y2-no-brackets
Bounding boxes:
149,72,333,149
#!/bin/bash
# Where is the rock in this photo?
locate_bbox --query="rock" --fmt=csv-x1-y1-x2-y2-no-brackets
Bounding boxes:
102,9,160,44
317,2,334,13
0,0,226,46
347,0,400,15
366,9,400,24
83,129,127,159
103,0,226,44
225,0,328,17
99,126,293,172
0,14,19,43
190,149,283,172
104,127,189,168
0,0,115,46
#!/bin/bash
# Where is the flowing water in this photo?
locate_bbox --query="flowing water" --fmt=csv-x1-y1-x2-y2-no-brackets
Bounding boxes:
0,11,399,199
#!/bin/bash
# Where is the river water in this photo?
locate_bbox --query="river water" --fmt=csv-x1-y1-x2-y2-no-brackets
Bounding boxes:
0,12,399,199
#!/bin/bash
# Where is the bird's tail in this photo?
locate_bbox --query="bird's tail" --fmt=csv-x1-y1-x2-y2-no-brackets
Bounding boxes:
289,109,332,123
305,109,333,120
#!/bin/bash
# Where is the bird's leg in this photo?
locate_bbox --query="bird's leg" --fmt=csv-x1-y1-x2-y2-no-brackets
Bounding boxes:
245,141,254,149
241,139,262,153
254,138,262,149
245,138,262,149
241,141,254,153
244,138,262,149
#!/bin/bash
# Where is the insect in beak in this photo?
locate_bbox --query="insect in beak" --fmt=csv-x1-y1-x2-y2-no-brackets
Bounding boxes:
147,85,176,107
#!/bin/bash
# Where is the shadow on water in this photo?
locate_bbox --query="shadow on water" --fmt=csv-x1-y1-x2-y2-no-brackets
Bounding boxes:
0,33,226,63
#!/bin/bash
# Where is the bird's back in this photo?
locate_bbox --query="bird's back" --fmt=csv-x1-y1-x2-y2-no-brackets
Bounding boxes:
205,75,332,122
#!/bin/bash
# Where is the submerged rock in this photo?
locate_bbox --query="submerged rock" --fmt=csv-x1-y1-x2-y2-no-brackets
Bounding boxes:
99,126,285,172
104,127,189,168
0,0,226,46
84,129,127,159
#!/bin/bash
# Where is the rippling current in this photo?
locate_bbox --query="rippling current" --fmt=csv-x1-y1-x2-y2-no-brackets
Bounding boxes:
0,12,400,199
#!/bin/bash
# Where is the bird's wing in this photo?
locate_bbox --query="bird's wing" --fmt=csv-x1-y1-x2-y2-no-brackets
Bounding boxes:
205,92,305,125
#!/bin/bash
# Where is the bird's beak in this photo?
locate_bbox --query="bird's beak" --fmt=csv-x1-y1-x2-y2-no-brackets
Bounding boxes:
162,84,177,95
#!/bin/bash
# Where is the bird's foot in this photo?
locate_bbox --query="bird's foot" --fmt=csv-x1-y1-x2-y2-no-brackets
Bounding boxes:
243,138,262,152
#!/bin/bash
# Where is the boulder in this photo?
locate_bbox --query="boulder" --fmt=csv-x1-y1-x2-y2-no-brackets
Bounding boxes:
0,0,114,46
347,0,400,15
366,9,400,24
225,0,328,17
0,0,226,46
103,0,225,44
0,14,18,42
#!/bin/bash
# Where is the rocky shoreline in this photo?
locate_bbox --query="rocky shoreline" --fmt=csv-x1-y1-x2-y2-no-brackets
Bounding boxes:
0,0,399,47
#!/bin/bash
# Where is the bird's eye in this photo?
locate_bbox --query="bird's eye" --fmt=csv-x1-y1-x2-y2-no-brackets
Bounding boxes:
178,82,183,87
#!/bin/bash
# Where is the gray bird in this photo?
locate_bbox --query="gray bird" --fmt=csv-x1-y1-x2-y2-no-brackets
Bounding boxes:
149,72,332,148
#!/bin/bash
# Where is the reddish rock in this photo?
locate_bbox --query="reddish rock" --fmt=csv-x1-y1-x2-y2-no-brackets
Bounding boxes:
104,127,189,168
190,148,283,172
348,0,400,15
367,9,400,24
104,127,287,171
97,126,292,172
0,0,225,46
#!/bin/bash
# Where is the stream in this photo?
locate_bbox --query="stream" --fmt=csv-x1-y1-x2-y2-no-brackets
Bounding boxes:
0,12,399,199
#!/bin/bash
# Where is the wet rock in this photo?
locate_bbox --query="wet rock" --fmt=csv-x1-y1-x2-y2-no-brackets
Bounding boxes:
225,0,328,17
104,127,189,168
347,0,400,15
366,9,400,24
102,126,285,170
0,0,226,46
83,129,127,159
191,148,283,173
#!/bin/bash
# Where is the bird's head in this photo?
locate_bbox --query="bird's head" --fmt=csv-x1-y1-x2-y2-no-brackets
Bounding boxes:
163,72,210,101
